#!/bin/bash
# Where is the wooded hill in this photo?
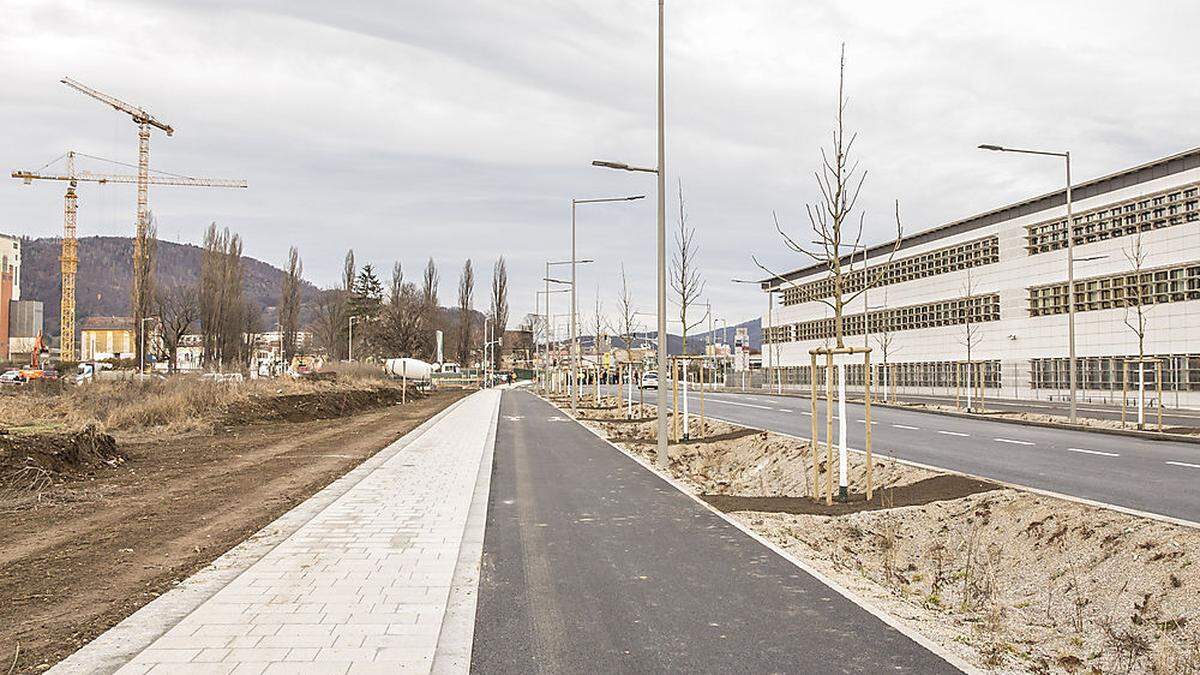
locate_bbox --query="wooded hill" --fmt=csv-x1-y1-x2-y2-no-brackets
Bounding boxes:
22,236,319,336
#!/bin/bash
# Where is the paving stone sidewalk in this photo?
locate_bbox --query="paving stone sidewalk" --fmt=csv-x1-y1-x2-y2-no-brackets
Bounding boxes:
57,388,500,675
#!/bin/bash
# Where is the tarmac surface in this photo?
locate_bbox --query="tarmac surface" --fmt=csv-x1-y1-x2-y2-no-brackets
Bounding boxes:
471,389,959,674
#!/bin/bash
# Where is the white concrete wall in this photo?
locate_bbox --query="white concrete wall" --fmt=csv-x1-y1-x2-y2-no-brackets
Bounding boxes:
762,164,1200,406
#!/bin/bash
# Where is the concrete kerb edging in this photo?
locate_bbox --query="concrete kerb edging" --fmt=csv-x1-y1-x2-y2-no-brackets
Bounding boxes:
715,387,1200,446
531,391,981,675
49,391,480,675
432,389,501,673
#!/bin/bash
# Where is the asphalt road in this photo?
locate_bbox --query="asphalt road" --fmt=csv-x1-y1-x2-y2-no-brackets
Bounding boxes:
740,387,1200,428
601,384,1200,523
471,389,958,674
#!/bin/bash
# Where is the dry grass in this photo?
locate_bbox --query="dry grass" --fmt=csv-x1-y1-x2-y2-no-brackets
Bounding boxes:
0,371,394,439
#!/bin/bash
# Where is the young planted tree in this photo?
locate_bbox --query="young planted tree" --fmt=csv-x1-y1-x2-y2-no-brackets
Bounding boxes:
458,259,474,366
279,247,303,362
671,179,706,356
959,268,981,410
753,44,903,504
490,257,509,369
1123,230,1153,428
872,289,899,402
613,264,639,362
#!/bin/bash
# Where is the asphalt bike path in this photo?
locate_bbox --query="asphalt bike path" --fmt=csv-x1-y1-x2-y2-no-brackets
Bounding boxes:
471,389,959,674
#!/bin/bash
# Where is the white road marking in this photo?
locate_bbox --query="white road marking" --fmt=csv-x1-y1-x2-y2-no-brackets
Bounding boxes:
1167,461,1200,469
856,419,878,425
936,430,969,437
712,400,774,410
1068,448,1120,457
800,410,812,416
994,438,1035,446
892,424,920,430
776,408,793,413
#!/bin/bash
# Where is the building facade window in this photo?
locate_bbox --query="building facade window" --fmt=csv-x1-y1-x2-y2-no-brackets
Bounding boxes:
766,360,1002,389
1025,182,1200,254
780,236,1000,306
1028,261,1200,316
766,293,1001,343
1030,354,1200,392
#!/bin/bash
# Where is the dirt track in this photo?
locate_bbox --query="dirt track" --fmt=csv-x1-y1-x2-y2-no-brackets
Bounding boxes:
0,388,468,673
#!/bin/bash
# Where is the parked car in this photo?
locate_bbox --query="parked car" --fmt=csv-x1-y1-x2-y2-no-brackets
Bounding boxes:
0,369,24,385
640,372,659,389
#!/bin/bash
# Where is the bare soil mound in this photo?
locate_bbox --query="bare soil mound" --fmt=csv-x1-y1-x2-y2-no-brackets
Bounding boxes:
0,425,123,490
222,385,415,425
702,474,999,516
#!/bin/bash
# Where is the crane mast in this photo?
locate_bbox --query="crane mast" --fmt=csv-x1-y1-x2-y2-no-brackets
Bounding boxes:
61,77,174,367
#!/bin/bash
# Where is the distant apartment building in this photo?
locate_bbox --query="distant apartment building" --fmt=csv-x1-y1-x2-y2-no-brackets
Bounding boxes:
0,233,21,301
759,147,1200,406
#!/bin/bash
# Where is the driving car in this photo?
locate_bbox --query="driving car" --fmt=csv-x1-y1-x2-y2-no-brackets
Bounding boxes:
639,372,659,389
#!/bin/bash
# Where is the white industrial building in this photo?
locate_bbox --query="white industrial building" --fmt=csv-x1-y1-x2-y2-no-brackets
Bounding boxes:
759,147,1200,407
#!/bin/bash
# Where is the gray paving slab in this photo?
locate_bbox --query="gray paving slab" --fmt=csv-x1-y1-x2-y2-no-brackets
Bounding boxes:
52,389,500,675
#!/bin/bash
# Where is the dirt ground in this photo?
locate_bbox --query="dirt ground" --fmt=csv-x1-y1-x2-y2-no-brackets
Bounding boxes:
0,387,468,674
557,394,1200,674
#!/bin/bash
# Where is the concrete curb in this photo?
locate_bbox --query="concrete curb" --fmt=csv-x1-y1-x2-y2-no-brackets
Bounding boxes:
712,387,1200,446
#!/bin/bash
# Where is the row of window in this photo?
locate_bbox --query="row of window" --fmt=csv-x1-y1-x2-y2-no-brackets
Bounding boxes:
1031,354,1200,392
765,294,1001,344
762,354,1200,392
1028,261,1200,316
764,360,1003,389
1026,182,1200,255
780,236,1000,306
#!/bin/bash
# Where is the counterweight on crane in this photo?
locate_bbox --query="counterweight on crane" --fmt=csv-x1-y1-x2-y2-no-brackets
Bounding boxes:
12,152,247,361
60,77,175,365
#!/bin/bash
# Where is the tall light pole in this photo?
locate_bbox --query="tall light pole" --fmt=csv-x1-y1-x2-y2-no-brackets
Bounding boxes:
979,144,1077,422
591,0,665,465
544,260,590,394
537,288,570,393
569,198,642,415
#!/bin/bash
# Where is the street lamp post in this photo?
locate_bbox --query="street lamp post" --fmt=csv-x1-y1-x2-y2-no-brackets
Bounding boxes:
547,258,597,410
591,0,665,466
979,144,1077,422
570,198,642,415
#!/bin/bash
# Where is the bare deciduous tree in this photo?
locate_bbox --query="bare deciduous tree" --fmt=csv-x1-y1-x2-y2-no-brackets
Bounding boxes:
458,259,474,366
198,223,248,368
155,282,198,372
132,213,158,368
279,246,303,362
422,257,440,358
959,268,981,409
1123,230,1153,428
612,264,639,362
590,284,605,358
671,179,706,355
754,44,903,350
490,257,508,369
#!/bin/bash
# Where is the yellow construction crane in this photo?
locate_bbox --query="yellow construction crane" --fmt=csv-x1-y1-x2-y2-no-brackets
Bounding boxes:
60,76,176,362
12,151,247,360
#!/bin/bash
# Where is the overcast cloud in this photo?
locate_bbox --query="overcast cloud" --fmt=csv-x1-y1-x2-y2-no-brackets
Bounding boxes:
2,0,1198,330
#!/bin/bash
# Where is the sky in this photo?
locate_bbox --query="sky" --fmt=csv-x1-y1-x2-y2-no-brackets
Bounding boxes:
2,0,1198,333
